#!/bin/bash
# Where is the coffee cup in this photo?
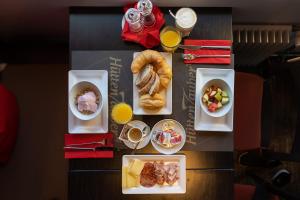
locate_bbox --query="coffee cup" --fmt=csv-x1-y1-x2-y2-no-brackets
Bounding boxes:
127,127,147,143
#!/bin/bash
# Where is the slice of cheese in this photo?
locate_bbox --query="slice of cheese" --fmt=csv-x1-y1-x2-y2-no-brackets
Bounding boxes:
122,165,140,188
122,167,128,188
128,160,134,170
126,172,139,188
128,159,144,177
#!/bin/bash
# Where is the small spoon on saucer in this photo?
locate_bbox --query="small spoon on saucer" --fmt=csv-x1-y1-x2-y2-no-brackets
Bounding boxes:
131,141,141,155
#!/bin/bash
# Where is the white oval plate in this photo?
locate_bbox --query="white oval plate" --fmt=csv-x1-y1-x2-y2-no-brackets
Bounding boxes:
151,119,186,154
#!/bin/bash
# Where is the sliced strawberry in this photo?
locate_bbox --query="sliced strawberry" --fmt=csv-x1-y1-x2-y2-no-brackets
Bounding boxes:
159,133,164,143
208,103,218,112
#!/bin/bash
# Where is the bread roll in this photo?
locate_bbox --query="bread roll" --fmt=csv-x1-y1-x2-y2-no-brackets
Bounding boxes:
131,50,172,90
135,64,153,88
138,70,156,95
139,93,165,110
149,73,160,96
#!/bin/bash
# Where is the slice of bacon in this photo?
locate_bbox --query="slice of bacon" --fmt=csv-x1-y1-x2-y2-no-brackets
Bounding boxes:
153,161,166,185
140,162,157,187
165,163,179,185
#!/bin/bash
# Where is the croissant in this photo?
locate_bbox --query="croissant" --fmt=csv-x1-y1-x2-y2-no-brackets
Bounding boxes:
131,50,165,74
131,50,172,89
156,61,172,88
139,93,165,110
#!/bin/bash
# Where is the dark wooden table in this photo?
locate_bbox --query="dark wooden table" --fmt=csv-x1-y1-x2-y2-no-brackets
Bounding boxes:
69,7,234,200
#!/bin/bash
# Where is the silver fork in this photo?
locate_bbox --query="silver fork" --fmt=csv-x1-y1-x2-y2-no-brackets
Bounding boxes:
182,53,231,60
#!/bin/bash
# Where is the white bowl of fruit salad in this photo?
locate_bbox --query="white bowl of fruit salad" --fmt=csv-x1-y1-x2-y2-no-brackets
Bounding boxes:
200,79,232,117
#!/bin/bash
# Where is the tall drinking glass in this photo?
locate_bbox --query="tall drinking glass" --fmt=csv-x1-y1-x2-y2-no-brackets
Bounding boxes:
160,26,182,52
111,103,133,125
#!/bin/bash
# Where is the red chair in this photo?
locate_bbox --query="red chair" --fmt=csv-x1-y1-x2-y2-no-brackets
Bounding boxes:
0,84,19,164
234,72,264,151
234,184,279,200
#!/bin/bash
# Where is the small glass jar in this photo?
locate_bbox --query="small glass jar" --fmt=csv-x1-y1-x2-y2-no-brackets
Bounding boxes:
160,26,182,52
137,0,156,27
125,8,143,33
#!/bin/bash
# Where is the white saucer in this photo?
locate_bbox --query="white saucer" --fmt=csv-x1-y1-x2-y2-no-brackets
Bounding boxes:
123,120,151,149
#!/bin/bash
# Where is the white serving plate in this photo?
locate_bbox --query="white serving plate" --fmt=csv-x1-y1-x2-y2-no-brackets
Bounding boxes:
122,155,186,194
68,70,108,133
194,68,235,132
133,52,172,115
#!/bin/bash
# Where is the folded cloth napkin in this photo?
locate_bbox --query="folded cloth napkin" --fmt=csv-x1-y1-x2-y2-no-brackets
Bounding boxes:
184,40,232,64
121,4,165,48
64,133,114,159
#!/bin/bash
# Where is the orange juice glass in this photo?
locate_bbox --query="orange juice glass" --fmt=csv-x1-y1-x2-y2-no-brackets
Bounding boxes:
160,26,182,52
111,103,133,124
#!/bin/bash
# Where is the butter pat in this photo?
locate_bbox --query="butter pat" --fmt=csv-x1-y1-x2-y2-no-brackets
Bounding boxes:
128,159,144,176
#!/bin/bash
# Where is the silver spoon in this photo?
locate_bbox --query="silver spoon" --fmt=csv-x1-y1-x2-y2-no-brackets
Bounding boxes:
182,54,231,60
131,141,141,155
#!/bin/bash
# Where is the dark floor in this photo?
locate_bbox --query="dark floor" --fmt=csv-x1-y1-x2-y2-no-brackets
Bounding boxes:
0,65,68,200
235,61,300,199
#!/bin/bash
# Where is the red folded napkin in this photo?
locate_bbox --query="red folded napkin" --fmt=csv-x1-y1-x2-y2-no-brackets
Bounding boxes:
64,133,114,159
184,40,232,64
121,4,165,48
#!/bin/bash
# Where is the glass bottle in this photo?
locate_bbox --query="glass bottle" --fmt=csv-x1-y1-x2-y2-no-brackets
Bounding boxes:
137,0,156,27
125,8,143,33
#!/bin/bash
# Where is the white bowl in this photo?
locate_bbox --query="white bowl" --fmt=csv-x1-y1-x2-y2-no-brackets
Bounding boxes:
199,79,233,118
151,119,186,155
69,81,103,121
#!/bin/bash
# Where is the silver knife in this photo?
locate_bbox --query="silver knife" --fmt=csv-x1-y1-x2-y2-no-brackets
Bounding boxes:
64,146,114,151
179,45,231,50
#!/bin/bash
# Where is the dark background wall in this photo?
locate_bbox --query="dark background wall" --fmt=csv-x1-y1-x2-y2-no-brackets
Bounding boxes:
0,0,300,47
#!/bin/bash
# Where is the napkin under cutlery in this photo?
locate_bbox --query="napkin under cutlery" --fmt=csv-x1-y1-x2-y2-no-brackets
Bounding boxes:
183,39,232,64
64,133,114,159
